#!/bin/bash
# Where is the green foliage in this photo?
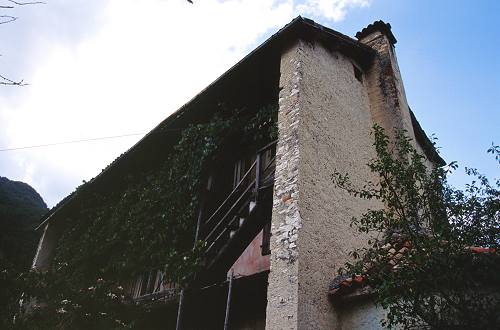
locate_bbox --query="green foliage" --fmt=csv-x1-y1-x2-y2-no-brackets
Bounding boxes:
0,177,47,224
0,177,48,269
5,104,277,329
13,271,138,330
0,178,48,329
333,125,500,329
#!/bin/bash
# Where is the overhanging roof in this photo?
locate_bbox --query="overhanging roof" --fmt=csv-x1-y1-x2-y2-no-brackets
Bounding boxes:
410,109,446,166
36,16,376,230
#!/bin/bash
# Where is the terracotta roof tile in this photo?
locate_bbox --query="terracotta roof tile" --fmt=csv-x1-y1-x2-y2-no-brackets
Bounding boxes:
467,247,497,254
355,20,397,45
329,241,497,299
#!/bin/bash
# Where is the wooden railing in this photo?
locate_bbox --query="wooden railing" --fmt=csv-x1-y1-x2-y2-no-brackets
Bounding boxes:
132,270,178,303
134,141,277,302
197,141,277,267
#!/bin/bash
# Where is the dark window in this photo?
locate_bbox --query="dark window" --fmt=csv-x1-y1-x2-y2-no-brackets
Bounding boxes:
261,221,271,255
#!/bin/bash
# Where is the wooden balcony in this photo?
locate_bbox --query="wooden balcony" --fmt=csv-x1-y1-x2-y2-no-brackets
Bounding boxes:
195,141,276,284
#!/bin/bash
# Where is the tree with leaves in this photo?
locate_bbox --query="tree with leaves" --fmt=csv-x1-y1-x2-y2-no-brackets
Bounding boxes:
333,125,499,329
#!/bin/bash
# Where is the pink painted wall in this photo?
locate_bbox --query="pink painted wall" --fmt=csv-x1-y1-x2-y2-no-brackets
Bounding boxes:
229,230,270,277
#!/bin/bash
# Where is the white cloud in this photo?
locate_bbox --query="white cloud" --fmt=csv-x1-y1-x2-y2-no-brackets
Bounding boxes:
0,0,372,206
296,0,371,21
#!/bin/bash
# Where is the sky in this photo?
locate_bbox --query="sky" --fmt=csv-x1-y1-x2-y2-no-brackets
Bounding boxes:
0,0,498,207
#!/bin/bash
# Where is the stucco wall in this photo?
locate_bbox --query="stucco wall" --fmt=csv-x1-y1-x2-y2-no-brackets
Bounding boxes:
296,42,381,329
360,31,416,143
266,39,381,329
339,298,388,330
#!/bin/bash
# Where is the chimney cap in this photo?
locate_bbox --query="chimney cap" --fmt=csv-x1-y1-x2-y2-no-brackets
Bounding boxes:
356,20,397,45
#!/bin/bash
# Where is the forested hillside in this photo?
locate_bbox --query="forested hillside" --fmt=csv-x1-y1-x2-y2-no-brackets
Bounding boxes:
0,177,48,271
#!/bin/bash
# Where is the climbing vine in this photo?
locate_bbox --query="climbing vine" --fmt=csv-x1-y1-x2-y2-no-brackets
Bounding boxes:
11,104,277,329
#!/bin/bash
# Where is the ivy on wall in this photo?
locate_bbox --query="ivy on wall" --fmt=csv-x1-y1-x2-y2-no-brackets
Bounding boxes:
12,104,278,330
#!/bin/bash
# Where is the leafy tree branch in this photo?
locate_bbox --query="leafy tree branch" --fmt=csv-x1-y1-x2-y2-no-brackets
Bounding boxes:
333,125,499,329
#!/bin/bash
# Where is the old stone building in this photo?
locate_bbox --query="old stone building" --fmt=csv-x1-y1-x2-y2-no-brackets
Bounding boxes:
32,17,443,329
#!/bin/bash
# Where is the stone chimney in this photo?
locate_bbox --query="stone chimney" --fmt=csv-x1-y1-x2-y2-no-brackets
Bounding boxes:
356,21,416,142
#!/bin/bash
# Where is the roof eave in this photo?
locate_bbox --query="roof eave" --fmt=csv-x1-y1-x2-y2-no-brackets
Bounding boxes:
35,16,376,230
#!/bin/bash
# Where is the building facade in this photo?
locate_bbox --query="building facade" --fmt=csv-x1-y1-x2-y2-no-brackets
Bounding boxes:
32,18,443,329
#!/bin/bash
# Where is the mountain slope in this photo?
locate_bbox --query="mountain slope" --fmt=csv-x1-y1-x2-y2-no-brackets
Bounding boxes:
0,177,48,270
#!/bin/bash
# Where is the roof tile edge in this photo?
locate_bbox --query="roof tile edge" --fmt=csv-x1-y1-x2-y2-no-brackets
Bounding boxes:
355,20,397,45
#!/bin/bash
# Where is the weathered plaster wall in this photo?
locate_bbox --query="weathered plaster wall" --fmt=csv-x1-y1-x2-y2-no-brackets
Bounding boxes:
265,40,303,330
339,299,388,330
266,39,381,329
296,42,381,329
359,31,416,143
